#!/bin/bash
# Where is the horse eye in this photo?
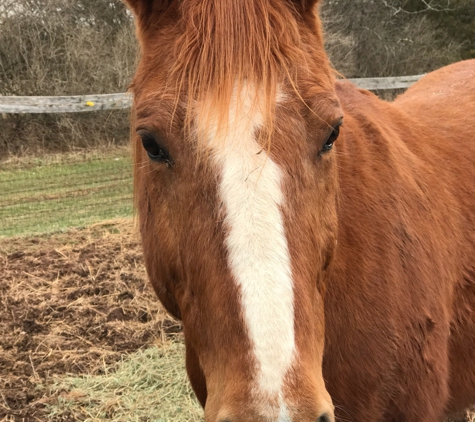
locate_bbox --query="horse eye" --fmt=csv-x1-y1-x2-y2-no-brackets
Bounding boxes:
137,130,174,167
321,121,342,153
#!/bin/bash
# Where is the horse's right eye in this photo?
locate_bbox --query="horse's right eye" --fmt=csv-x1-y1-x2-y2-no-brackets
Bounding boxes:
137,130,174,167
320,120,342,154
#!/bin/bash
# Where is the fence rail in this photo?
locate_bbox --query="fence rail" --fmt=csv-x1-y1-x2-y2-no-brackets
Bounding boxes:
0,93,132,114
347,74,424,91
0,74,425,114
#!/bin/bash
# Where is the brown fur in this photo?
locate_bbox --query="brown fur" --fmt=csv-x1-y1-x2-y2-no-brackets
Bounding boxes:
325,67,475,420
124,0,475,420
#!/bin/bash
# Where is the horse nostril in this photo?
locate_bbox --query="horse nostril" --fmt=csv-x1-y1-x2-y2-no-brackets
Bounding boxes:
317,413,332,422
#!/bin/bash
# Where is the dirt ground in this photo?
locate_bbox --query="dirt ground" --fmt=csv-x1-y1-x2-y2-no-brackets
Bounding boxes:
0,219,180,421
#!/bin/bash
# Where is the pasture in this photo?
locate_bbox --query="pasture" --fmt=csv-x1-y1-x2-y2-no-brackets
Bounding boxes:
0,147,132,237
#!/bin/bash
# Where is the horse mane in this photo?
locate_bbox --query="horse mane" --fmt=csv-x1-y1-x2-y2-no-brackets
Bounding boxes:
169,0,310,142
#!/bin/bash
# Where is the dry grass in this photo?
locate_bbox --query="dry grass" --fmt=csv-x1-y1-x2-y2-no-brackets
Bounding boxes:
0,145,131,171
0,219,191,421
46,343,202,421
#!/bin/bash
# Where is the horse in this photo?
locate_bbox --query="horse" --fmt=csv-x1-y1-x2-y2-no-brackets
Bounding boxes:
123,0,475,421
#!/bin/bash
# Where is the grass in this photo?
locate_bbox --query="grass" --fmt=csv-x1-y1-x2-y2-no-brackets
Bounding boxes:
45,342,203,422
0,146,133,237
0,219,203,421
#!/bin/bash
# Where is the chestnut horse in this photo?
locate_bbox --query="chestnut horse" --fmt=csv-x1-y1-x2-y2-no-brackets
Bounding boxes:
124,0,475,421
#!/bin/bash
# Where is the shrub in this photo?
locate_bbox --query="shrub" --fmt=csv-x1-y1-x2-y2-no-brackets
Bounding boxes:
0,0,137,156
321,0,464,78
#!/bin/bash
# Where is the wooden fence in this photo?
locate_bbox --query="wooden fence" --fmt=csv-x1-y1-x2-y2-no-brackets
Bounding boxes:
0,74,424,114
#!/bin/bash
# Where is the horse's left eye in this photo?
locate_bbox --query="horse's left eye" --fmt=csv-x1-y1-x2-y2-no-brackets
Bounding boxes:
321,121,342,153
138,130,174,167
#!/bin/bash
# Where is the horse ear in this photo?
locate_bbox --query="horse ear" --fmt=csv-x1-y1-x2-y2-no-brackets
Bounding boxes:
290,0,321,14
123,0,152,18
123,0,174,25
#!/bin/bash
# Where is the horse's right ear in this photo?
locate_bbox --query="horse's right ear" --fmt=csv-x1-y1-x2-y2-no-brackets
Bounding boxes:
123,0,174,26
123,0,152,18
289,0,321,16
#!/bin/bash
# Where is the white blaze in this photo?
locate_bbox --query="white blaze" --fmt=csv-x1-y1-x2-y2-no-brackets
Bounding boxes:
198,84,295,416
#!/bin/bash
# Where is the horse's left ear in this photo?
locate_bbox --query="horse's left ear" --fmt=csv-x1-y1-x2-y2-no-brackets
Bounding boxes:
290,0,321,15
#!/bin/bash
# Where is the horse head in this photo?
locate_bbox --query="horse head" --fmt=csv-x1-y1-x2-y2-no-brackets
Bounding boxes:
126,1,343,420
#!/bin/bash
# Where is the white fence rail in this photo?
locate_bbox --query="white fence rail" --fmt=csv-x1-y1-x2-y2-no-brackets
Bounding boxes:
0,74,425,114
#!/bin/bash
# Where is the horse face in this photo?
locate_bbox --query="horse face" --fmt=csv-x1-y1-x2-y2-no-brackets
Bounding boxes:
127,0,342,420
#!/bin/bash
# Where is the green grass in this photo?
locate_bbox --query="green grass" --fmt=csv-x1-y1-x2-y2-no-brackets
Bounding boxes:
0,150,133,237
45,342,203,422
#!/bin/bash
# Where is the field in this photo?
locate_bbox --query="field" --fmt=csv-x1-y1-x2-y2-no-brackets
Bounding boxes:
0,219,202,421
0,147,133,237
